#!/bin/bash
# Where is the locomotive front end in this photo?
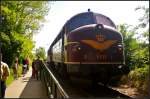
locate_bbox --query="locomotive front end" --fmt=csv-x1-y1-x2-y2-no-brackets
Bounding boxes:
48,11,129,85
66,24,124,65
65,24,127,84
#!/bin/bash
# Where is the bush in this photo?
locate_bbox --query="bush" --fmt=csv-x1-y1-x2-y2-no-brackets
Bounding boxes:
119,75,129,84
119,64,148,95
128,65,148,93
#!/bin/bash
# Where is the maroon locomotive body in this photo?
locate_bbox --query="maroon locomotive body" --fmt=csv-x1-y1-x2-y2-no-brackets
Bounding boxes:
48,10,129,85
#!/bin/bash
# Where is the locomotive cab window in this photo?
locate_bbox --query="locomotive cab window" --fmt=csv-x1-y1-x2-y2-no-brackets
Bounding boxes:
95,14,116,29
67,13,95,32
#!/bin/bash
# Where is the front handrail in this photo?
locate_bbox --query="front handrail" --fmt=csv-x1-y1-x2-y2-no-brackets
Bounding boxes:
41,62,69,98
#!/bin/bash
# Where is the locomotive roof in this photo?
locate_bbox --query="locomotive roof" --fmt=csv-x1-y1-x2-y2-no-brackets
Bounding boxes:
48,11,117,50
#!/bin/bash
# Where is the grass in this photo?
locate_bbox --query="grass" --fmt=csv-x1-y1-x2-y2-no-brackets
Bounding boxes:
6,65,23,86
6,69,14,86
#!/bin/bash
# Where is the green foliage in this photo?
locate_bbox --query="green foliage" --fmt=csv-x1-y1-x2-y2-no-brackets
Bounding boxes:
118,5,149,94
35,47,46,60
128,65,148,93
118,24,139,69
118,24,149,93
6,69,14,86
134,6,149,43
135,6,149,28
1,1,50,35
0,1,50,67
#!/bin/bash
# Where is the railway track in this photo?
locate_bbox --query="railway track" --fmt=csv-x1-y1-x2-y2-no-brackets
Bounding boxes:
62,77,132,98
47,65,132,98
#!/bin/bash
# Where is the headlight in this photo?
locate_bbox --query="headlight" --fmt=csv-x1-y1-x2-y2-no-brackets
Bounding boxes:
72,44,81,52
96,24,104,29
77,47,81,50
118,44,122,47
118,44,123,51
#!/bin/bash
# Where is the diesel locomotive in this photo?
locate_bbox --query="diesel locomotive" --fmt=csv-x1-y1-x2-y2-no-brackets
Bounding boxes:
47,10,129,85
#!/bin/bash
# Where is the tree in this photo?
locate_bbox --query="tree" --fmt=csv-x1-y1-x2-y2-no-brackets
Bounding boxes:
135,6,149,28
0,1,50,66
135,6,149,67
35,47,46,60
1,1,50,35
119,5,149,93
118,24,139,69
135,6,149,42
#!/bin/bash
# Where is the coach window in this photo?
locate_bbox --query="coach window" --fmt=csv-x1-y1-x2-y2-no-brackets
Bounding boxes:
95,14,116,29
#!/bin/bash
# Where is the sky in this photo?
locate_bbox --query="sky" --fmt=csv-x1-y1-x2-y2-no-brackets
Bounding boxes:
33,1,149,52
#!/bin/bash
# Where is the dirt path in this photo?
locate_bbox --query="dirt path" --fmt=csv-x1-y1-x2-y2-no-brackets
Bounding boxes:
5,68,47,98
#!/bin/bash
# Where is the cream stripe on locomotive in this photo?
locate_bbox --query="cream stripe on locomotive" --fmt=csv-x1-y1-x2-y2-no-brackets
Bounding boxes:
64,62,124,64
64,41,79,46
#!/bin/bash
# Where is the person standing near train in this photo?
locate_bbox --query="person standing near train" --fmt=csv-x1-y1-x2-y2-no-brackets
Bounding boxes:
25,57,29,72
0,53,10,98
13,57,19,79
31,59,36,79
22,58,27,76
34,56,42,80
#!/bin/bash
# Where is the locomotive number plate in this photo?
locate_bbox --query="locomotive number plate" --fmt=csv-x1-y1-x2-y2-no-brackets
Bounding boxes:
97,55,107,60
96,34,105,42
